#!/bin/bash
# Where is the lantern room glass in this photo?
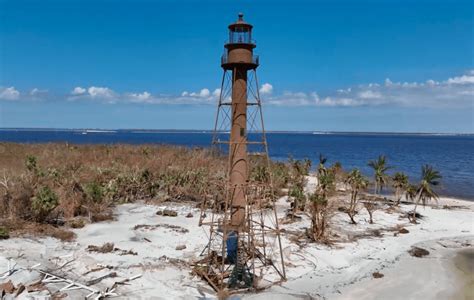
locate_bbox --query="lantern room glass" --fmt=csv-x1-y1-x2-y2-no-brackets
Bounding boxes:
229,26,252,44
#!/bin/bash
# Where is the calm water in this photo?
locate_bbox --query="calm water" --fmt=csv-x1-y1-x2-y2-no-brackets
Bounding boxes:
1,129,473,200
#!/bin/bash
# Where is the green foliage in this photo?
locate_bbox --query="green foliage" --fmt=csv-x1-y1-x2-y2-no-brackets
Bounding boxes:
368,155,392,195
269,162,290,188
141,147,151,156
25,155,38,173
405,183,417,202
392,172,409,204
250,165,269,183
392,172,408,188
417,165,442,207
32,186,59,221
308,170,335,241
309,193,328,206
318,169,335,195
84,182,105,203
289,158,311,177
345,169,369,224
289,183,305,201
287,158,310,211
318,154,328,177
410,165,442,223
0,227,9,239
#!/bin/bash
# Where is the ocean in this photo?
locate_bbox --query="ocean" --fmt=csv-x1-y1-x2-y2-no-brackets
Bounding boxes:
1,129,473,200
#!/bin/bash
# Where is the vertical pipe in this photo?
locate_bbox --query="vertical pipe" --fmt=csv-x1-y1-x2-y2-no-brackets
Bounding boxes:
229,67,247,229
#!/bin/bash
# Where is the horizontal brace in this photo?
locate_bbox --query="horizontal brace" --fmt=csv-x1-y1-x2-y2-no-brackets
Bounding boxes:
213,141,265,145
219,102,260,106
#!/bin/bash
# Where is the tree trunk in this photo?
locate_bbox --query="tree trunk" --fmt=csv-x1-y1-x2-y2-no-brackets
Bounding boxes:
412,201,418,224
367,207,373,224
395,188,400,206
349,212,356,224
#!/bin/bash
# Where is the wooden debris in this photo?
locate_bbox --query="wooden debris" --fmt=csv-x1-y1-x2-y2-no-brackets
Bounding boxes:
87,243,114,253
156,209,178,217
87,243,137,255
82,265,113,276
372,272,384,278
175,245,187,250
408,246,430,257
86,272,117,286
0,280,15,294
398,228,409,234
133,224,189,233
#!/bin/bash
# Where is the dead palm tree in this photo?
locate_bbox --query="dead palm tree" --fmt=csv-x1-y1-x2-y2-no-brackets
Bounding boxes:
392,172,408,205
368,155,391,195
318,154,327,178
345,169,369,224
411,165,442,223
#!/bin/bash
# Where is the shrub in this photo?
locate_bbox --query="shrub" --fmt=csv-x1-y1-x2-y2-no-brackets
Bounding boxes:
84,182,105,203
32,186,59,222
25,155,38,173
0,226,9,239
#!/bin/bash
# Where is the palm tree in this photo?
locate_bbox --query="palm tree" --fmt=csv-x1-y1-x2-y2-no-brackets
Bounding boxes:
368,155,391,195
404,183,417,203
345,169,369,224
392,172,408,205
309,170,335,240
411,165,442,223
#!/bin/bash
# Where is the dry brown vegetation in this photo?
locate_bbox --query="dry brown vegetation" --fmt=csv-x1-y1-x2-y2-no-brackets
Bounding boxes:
0,143,290,239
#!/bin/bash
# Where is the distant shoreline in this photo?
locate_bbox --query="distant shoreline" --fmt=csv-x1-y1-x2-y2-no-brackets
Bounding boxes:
1,128,473,136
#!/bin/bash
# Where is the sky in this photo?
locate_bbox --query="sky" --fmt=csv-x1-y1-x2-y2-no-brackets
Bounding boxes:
0,0,473,133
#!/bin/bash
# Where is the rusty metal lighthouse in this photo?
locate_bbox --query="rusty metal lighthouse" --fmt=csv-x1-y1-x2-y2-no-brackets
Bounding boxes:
196,13,286,294
224,12,255,232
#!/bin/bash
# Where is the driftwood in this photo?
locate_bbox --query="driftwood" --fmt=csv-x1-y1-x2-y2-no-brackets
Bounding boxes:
86,272,117,286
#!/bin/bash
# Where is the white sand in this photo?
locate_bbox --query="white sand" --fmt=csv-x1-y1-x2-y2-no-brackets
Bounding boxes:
0,176,473,299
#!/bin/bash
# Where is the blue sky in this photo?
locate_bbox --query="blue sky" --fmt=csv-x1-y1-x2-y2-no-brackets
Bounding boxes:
0,0,473,132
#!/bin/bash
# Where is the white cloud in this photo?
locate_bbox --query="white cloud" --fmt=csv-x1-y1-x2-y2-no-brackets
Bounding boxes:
446,73,474,85
0,87,20,100
87,86,115,98
384,78,393,87
128,91,152,103
189,88,211,98
68,86,117,103
71,87,86,95
262,70,474,108
259,83,273,95
199,88,210,98
30,88,47,96
212,88,221,98
358,90,382,99
3,70,473,108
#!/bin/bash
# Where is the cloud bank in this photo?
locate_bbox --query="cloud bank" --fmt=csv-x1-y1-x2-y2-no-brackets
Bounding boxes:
2,70,473,108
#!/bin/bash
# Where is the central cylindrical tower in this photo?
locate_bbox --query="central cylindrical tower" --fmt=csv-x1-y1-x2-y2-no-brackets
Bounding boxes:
222,13,259,230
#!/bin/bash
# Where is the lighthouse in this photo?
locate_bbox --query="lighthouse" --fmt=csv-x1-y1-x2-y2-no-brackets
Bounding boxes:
197,13,285,292
222,12,258,230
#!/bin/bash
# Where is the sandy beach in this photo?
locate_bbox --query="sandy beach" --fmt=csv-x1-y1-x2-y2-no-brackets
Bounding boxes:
0,175,472,299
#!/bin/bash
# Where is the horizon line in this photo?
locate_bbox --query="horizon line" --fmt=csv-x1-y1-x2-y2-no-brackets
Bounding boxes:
1,127,473,136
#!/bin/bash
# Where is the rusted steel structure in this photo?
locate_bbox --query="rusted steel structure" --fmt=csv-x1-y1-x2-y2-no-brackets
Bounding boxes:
195,13,285,294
